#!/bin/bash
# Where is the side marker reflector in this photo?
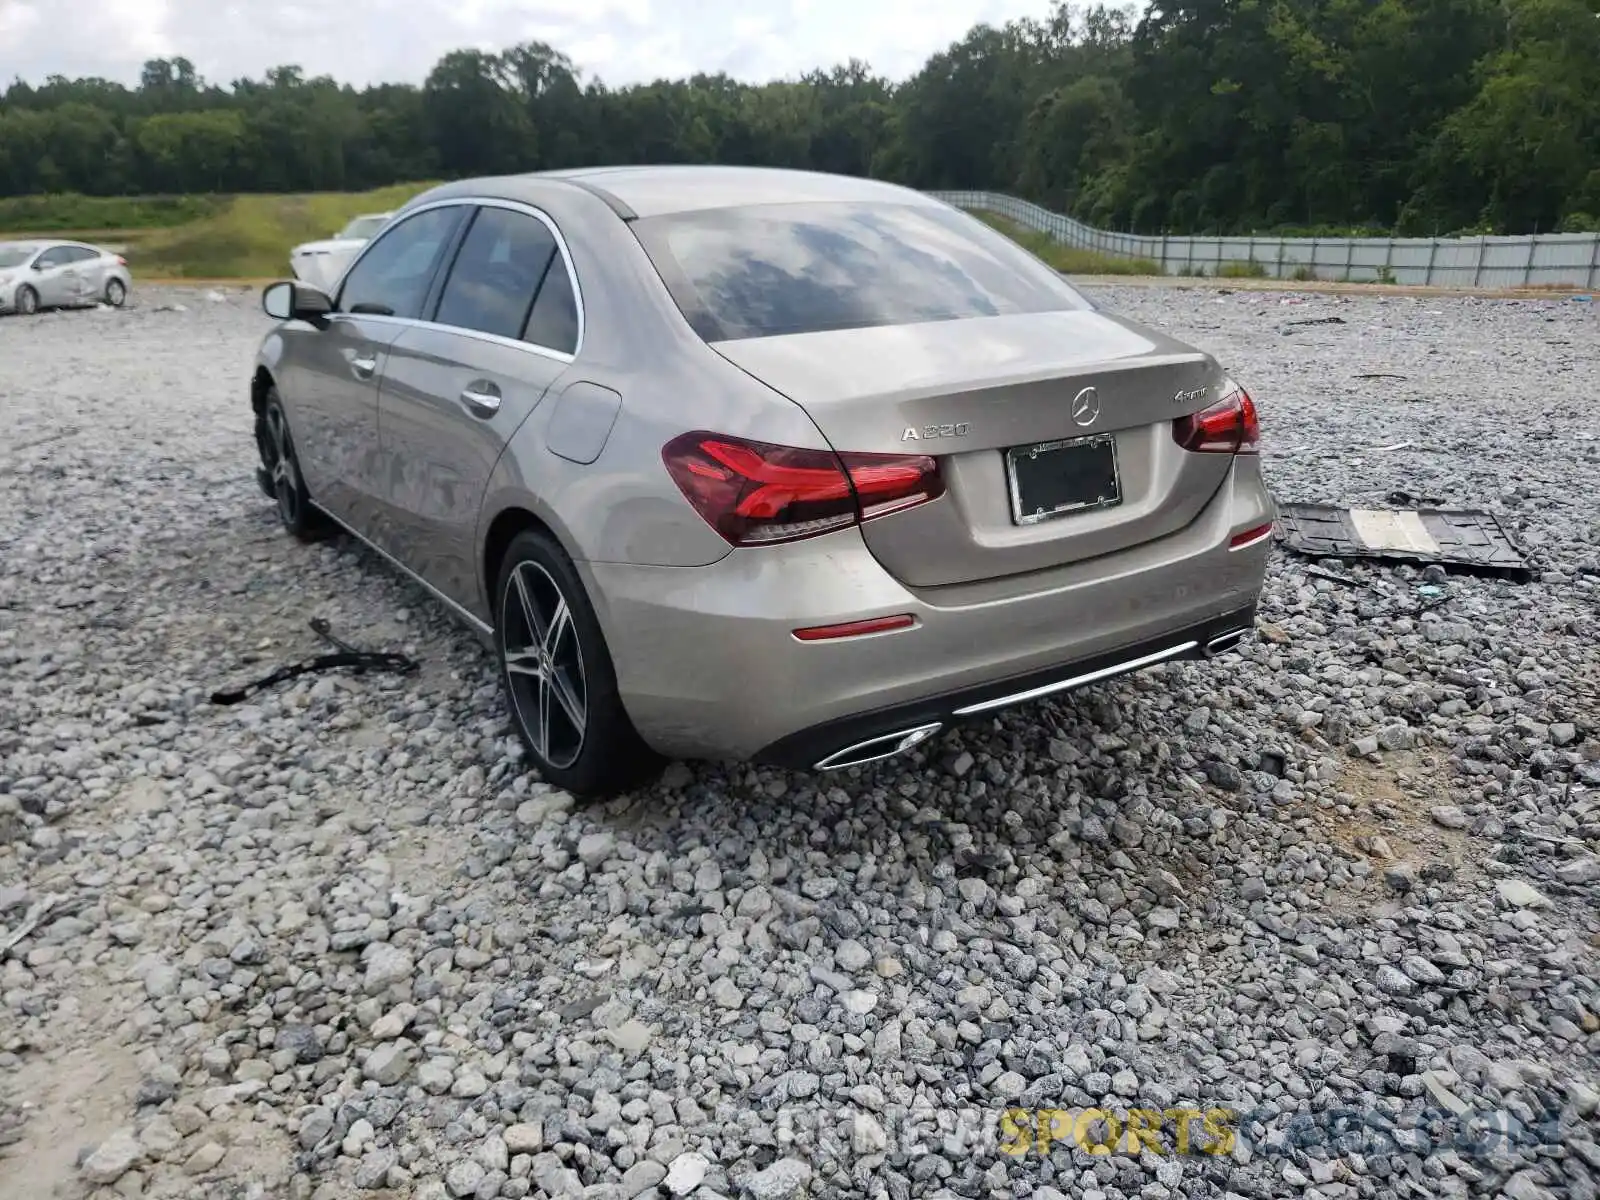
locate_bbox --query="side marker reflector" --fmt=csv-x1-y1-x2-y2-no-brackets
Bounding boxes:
792,614,917,642
1229,522,1275,550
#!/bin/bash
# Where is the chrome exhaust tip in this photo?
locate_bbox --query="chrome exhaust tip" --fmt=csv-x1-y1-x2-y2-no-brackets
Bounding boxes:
814,722,943,771
1204,629,1249,658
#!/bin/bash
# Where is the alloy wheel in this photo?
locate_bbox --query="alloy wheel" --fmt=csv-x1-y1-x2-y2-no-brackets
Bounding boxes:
265,405,301,526
106,279,126,307
501,560,588,770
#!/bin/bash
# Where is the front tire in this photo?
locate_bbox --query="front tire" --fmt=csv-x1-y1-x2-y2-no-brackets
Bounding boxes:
258,387,327,542
495,530,664,797
14,285,38,316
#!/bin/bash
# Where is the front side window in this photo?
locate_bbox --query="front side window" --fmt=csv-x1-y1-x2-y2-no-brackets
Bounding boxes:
632,201,1092,342
35,247,70,269
338,206,463,319
434,207,558,341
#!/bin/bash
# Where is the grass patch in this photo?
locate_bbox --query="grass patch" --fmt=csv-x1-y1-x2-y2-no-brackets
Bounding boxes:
973,210,1163,276
131,184,435,278
2,183,437,279
1217,259,1268,278
0,193,224,233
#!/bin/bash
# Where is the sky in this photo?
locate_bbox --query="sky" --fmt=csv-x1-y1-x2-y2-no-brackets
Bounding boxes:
0,0,1063,90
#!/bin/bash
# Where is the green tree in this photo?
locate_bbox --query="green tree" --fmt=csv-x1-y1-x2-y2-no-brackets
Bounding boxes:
132,110,244,191
1408,0,1600,232
422,50,535,177
0,0,1594,236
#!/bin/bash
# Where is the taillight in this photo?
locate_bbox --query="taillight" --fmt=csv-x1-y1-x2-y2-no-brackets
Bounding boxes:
1173,384,1260,454
114,256,127,267
661,431,944,546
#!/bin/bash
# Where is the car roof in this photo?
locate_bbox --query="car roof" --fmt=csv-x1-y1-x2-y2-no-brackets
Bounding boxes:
425,165,937,220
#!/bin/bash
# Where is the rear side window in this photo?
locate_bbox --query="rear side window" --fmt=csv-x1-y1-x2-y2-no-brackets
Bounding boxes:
435,207,558,341
631,201,1091,342
523,257,579,354
339,206,462,319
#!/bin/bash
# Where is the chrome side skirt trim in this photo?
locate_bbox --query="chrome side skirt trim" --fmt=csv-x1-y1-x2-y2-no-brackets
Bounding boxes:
951,640,1199,716
313,504,494,638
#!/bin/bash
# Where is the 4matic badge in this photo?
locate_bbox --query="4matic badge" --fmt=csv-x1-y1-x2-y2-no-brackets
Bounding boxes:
902,423,970,442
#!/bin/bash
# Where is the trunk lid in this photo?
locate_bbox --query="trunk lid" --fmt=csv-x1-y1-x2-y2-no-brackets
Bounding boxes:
710,309,1235,588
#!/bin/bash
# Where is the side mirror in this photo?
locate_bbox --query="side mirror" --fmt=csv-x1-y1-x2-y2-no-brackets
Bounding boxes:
262,280,332,322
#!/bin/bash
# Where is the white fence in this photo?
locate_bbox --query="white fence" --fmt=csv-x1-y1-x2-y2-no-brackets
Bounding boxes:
931,190,1600,290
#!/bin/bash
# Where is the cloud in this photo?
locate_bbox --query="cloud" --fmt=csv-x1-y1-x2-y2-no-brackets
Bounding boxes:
0,0,1061,90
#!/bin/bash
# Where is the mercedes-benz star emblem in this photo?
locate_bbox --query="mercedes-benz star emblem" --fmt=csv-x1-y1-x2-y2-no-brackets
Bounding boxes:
1070,386,1101,428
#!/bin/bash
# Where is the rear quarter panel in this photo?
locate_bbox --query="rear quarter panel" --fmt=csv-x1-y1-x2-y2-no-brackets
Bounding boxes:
474,184,839,587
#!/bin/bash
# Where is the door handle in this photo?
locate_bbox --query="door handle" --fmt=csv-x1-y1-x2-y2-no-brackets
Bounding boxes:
351,355,378,380
460,381,502,418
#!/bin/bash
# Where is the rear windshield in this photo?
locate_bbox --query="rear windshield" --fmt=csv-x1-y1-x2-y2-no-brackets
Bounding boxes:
631,201,1091,342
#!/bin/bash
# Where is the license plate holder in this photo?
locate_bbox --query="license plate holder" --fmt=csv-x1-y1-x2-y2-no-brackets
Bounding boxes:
1006,434,1122,526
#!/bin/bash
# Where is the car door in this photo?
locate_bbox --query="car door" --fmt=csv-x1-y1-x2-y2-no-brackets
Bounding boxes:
73,247,109,300
29,246,77,306
376,202,580,612
275,204,467,533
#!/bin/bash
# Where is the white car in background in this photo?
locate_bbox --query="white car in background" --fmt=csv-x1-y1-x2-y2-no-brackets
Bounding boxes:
288,212,393,290
0,239,132,315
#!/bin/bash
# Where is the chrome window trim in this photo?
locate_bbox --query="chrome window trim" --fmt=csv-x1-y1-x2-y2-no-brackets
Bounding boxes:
325,311,576,366
328,195,586,361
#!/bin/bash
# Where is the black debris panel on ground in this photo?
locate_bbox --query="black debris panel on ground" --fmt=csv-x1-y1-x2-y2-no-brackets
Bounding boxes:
1273,502,1533,581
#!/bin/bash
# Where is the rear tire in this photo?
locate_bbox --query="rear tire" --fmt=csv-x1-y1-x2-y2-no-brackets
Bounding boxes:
15,285,38,316
104,278,127,307
494,530,664,798
257,387,328,542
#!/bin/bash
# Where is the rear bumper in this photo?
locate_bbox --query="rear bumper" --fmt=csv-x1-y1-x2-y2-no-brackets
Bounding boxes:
754,604,1256,769
578,459,1273,765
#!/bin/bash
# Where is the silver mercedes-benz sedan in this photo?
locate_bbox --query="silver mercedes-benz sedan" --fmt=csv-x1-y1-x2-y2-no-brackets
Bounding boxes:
0,239,132,315
251,166,1274,795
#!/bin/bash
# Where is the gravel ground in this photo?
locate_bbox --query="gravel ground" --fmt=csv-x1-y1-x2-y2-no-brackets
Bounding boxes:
2,283,1598,1200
